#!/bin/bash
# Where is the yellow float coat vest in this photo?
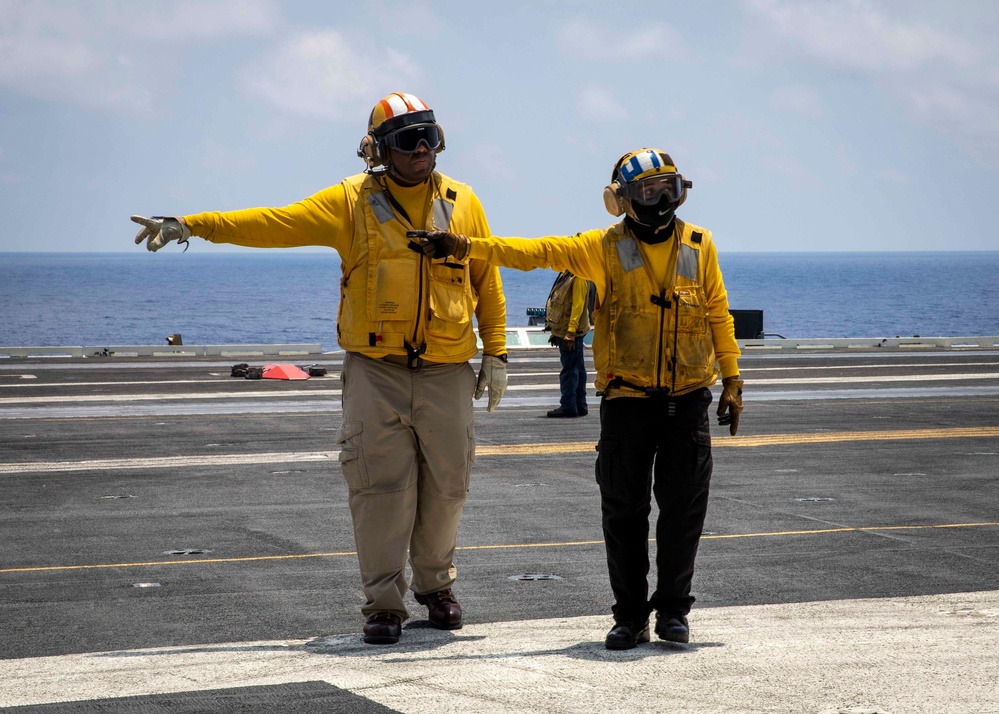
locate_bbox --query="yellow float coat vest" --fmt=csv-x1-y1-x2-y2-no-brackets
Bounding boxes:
545,272,590,339
593,220,719,396
336,173,479,362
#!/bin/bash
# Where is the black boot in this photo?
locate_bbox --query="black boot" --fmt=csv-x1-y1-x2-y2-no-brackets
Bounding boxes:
655,613,689,643
604,620,650,650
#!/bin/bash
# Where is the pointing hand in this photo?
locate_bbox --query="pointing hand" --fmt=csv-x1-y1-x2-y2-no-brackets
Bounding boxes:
406,230,470,260
131,215,192,252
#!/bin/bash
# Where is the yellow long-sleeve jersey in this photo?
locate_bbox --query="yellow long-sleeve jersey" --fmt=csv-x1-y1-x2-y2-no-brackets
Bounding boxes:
468,221,741,395
183,172,507,361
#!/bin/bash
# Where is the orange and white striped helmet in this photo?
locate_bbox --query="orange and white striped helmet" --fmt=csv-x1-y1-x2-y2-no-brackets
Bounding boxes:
368,92,437,136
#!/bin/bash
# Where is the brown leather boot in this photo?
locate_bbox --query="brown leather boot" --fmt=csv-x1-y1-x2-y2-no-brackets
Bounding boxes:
362,612,402,644
414,588,463,630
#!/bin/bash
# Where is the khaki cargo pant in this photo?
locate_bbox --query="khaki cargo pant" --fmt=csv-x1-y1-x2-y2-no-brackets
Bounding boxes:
336,352,476,621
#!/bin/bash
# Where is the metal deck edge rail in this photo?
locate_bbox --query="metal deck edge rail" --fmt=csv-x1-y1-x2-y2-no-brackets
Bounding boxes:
2,331,999,359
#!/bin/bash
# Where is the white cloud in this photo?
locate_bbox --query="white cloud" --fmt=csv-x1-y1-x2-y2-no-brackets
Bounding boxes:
239,29,421,122
0,0,279,115
744,0,999,168
772,84,824,120
556,18,688,61
577,84,627,123
120,0,279,39
744,0,979,73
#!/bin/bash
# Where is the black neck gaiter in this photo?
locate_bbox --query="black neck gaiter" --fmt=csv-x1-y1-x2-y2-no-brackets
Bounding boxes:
626,194,677,244
626,213,676,245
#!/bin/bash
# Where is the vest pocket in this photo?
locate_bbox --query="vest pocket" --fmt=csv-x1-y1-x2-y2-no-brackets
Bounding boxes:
426,269,472,341
675,286,708,335
674,330,716,383
611,308,660,374
335,420,369,490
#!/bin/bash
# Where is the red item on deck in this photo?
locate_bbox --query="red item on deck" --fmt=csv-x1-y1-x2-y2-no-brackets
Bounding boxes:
261,364,311,380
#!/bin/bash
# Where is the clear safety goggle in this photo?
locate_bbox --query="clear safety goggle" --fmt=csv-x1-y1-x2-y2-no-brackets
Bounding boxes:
619,174,688,206
381,123,443,153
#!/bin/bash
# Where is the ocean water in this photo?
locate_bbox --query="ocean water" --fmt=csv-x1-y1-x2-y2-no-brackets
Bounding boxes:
1,251,997,351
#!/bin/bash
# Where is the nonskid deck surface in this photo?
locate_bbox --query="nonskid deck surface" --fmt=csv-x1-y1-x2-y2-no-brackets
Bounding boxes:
1,348,997,713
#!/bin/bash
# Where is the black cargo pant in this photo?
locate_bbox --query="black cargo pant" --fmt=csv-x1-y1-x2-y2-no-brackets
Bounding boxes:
595,388,713,626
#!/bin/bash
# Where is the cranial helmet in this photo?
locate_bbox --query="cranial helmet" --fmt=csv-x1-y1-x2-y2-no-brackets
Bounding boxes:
603,148,691,220
357,92,446,170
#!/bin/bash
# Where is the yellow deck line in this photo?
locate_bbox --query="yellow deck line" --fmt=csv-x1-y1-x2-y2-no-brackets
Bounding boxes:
2,522,996,575
476,426,999,455
2,427,996,476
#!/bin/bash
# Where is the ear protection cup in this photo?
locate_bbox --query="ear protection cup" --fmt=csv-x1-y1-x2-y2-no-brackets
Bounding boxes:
603,151,632,217
356,133,384,168
604,149,689,218
603,182,624,216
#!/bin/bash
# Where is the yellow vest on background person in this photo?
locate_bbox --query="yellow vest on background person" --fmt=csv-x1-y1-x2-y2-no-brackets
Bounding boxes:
545,271,591,340
337,172,480,363
592,219,717,396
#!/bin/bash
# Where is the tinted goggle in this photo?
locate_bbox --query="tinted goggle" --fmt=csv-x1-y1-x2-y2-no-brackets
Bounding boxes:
381,123,443,153
619,174,689,206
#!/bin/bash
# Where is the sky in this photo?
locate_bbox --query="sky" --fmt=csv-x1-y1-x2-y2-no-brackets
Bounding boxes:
1,0,998,253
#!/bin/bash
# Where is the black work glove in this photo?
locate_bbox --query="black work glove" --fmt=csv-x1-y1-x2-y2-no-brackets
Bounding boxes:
717,376,744,436
406,230,470,260
548,334,560,347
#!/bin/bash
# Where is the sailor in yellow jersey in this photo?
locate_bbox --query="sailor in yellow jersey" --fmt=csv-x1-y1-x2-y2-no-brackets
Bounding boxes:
544,270,592,418
410,148,744,650
131,93,508,646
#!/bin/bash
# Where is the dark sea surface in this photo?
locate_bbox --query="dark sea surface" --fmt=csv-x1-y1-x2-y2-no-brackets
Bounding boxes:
2,252,997,351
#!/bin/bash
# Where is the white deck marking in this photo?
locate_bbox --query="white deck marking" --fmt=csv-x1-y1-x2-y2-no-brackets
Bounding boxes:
0,591,995,712
2,371,997,406
0,389,338,405
0,451,337,474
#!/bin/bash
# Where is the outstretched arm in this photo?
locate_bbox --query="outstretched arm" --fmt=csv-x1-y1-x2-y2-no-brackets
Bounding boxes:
409,229,610,306
132,184,355,256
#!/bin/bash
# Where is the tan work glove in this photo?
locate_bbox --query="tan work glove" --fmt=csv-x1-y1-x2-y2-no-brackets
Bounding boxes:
716,376,744,436
406,229,470,260
132,215,192,252
475,354,508,412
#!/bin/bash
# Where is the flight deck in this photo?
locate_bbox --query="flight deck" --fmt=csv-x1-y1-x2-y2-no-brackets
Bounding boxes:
1,343,997,713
